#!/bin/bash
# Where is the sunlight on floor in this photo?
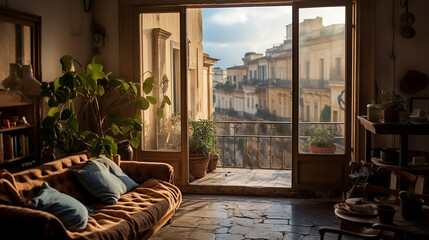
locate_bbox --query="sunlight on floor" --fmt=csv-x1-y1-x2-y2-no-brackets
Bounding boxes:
190,168,291,188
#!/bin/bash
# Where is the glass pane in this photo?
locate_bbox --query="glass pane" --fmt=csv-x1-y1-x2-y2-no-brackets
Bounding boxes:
202,6,292,170
140,12,181,151
298,7,346,154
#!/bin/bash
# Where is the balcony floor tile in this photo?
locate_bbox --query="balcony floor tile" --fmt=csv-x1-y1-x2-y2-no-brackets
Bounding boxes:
191,167,291,188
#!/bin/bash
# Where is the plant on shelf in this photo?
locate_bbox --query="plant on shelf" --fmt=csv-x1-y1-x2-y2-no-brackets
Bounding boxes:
381,90,405,122
307,128,336,153
40,55,161,159
188,119,216,178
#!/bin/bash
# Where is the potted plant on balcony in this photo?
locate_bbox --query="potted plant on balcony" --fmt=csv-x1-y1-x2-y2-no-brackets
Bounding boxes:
188,119,213,178
40,55,160,160
307,128,336,153
381,91,405,122
207,121,220,172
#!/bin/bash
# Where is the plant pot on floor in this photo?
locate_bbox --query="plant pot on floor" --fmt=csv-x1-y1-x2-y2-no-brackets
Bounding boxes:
189,154,210,178
208,154,219,172
309,144,336,153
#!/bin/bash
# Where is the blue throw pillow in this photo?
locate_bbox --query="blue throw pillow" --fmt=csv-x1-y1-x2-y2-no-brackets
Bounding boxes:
28,183,88,232
95,156,139,192
72,160,125,205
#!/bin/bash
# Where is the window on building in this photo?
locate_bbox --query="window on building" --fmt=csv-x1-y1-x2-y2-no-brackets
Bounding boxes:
305,61,310,80
333,110,339,122
278,103,282,117
271,67,275,79
254,70,256,80
335,57,341,80
306,105,310,122
314,103,319,122
247,97,249,108
252,98,254,109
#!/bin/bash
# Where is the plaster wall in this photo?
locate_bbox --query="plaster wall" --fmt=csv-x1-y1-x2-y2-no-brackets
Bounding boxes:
0,0,92,83
375,0,429,151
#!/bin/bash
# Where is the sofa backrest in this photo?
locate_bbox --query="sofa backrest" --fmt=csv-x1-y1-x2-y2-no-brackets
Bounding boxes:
12,153,97,206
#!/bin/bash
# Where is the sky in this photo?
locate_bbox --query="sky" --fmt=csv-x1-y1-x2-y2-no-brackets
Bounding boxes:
202,6,345,69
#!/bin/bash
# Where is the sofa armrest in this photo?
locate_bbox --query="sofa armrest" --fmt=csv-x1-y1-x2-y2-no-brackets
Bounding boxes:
0,204,68,240
120,161,175,185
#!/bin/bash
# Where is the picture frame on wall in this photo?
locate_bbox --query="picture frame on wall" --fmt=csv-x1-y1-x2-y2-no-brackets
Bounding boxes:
410,97,429,111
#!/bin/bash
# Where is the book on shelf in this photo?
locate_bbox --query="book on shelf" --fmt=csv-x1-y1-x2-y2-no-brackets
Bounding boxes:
0,133,3,162
1,134,30,160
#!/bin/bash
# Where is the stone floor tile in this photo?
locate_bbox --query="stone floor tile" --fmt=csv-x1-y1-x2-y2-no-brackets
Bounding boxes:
188,231,216,240
170,216,199,228
263,219,289,225
245,229,284,239
216,233,244,240
186,209,228,218
228,225,253,235
282,232,304,240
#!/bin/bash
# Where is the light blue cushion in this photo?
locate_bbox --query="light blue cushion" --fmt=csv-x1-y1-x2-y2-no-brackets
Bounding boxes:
95,156,139,192
28,183,88,232
72,160,125,205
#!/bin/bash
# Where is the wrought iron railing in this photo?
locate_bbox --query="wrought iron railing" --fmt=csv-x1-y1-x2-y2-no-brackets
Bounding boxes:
214,121,345,170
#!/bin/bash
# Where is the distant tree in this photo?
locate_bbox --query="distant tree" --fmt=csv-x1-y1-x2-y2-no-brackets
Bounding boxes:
256,108,270,120
320,105,331,122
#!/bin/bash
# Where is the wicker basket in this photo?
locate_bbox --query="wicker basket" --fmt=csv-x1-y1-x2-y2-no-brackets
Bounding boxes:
189,154,210,178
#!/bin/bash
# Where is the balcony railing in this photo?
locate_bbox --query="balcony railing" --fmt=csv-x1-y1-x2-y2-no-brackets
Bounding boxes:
214,121,345,170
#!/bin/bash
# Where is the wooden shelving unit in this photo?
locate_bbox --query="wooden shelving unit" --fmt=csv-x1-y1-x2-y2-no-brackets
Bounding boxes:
358,115,429,168
0,91,40,171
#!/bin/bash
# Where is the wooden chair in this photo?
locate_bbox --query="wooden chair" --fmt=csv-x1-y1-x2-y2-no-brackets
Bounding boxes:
319,167,425,240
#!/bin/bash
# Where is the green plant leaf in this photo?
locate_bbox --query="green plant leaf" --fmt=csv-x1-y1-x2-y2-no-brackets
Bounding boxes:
53,77,61,90
59,72,75,88
94,86,105,96
77,74,87,87
60,55,75,72
111,123,123,135
163,96,171,105
61,109,72,120
135,97,150,110
144,76,155,84
42,116,56,128
81,130,92,138
130,137,140,148
87,63,104,72
143,80,153,94
157,108,164,119
146,96,157,104
48,107,60,117
91,143,103,158
105,135,114,143
130,82,138,95
133,121,142,131
66,117,79,133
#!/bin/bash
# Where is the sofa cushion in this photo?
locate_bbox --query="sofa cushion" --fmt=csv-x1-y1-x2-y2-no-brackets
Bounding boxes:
28,182,88,232
95,156,139,192
72,160,126,205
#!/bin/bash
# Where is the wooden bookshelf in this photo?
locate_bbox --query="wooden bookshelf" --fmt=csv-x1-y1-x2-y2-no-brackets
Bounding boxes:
0,91,40,171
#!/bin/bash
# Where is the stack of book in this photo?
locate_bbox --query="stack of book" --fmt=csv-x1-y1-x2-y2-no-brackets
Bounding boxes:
0,133,30,162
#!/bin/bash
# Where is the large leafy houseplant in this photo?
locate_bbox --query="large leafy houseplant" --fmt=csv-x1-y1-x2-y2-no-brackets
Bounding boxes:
41,55,169,159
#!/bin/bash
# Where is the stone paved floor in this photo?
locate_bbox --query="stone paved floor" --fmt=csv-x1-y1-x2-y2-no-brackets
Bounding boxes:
190,168,292,188
151,194,353,240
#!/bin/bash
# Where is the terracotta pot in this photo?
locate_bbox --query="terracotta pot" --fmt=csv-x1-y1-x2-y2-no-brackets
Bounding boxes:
117,140,133,161
309,144,336,153
189,154,209,178
384,110,400,122
208,154,219,172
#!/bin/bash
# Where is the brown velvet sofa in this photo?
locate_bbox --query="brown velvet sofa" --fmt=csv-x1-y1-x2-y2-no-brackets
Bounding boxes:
0,153,182,240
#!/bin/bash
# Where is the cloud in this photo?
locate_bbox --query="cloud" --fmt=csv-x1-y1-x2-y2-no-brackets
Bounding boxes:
202,6,292,69
210,8,248,25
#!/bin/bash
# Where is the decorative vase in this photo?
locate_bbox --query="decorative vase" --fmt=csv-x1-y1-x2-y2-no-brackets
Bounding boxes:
208,154,219,172
309,144,336,153
189,154,209,178
383,110,400,122
20,65,41,95
2,63,21,90
117,140,133,161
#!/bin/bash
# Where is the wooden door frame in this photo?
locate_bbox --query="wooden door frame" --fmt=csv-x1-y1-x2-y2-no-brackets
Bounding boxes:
292,0,353,190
